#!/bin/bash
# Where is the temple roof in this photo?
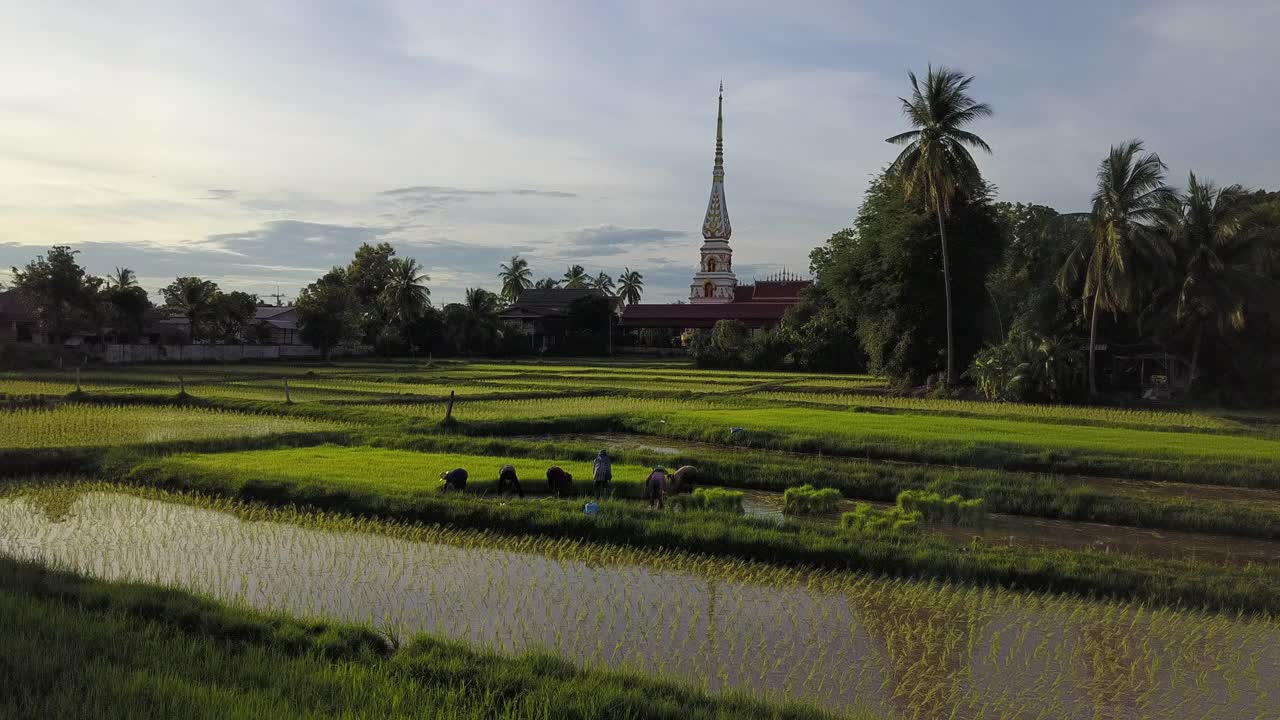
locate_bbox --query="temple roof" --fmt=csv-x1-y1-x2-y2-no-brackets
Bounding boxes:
701,84,731,241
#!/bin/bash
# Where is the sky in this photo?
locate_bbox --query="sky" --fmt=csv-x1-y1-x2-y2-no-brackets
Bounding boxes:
1,1,1277,304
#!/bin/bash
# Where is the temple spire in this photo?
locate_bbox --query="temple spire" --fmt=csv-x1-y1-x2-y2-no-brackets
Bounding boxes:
702,83,731,240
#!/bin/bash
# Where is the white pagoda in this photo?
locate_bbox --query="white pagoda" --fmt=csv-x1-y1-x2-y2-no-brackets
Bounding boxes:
689,84,737,304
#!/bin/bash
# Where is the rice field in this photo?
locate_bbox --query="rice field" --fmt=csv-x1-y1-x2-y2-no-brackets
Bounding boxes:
1,488,1274,720
5,359,1280,718
0,405,340,449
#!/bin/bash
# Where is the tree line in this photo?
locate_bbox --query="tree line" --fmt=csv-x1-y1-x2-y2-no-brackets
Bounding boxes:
6,242,645,359
691,65,1280,404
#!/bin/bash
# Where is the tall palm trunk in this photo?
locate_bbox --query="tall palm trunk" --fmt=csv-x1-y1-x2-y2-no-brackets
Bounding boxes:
936,211,954,385
1087,292,1100,397
1187,323,1203,394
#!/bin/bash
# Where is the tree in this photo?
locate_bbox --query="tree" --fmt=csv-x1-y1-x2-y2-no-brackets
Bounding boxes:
102,284,152,342
1058,140,1176,396
296,269,361,359
618,268,644,305
988,204,1090,338
208,290,259,343
1164,173,1271,392
534,277,559,290
498,255,533,303
10,246,101,342
561,265,589,289
346,242,397,342
886,64,993,384
590,271,615,296
814,173,1002,385
161,277,220,343
442,288,502,355
381,258,431,328
106,267,136,289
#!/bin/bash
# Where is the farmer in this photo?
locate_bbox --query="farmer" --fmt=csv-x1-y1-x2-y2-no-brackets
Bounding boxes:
439,467,468,492
546,466,573,497
592,449,613,500
645,466,668,509
670,465,698,494
497,464,524,498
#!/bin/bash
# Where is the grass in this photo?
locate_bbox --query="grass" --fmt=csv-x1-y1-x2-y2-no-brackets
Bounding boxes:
627,406,1280,487
0,556,844,720
130,445,663,499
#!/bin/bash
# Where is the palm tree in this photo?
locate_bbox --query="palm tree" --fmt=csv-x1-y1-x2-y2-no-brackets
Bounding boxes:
1165,173,1270,392
161,276,219,343
618,268,644,305
534,278,559,290
1058,140,1176,396
463,287,502,351
591,271,615,295
886,65,993,385
107,267,136,289
381,257,431,328
561,264,589,289
498,255,533,303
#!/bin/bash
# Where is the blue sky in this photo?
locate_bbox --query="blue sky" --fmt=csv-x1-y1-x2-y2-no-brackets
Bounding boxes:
1,1,1277,304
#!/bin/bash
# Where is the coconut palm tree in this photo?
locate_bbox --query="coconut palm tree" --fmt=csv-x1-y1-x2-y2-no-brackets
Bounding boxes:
161,276,219,343
534,278,559,290
562,264,589,289
381,257,431,328
886,65,993,385
1164,173,1271,392
498,255,533,303
591,271,615,296
618,268,644,305
1058,140,1176,396
107,267,136,289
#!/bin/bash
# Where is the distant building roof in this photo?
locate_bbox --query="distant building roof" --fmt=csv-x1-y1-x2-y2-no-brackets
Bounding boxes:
621,279,811,329
254,305,295,320
499,288,608,320
0,289,36,320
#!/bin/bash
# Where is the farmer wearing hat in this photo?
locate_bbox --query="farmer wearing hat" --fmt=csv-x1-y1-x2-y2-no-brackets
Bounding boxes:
645,466,668,509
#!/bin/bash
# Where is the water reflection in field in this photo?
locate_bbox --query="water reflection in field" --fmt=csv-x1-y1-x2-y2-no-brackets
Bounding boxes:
1,490,1276,720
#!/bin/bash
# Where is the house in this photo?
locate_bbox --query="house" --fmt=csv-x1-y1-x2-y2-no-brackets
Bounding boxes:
498,288,611,351
253,305,304,345
0,290,42,343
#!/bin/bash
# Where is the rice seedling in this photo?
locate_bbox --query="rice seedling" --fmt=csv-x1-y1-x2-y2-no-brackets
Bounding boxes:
841,503,922,538
669,487,745,513
784,485,843,515
896,490,986,526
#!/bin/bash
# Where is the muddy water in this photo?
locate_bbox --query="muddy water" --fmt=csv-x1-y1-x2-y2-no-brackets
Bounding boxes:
740,490,1280,566
1,491,1277,720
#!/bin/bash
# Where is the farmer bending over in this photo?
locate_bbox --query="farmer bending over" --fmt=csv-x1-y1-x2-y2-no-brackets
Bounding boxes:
498,464,524,498
592,449,613,500
670,465,698,494
645,466,668,509
440,467,468,492
546,466,573,497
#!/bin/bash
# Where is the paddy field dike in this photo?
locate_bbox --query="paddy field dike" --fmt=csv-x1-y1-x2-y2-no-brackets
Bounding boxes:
3,359,1279,720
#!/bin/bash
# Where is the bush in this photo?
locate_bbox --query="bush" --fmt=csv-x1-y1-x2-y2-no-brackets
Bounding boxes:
783,484,841,515
896,490,986,526
968,331,1082,402
840,503,921,538
669,487,744,513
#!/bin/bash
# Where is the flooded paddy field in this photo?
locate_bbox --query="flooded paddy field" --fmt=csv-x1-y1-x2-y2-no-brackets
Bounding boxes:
1,488,1275,720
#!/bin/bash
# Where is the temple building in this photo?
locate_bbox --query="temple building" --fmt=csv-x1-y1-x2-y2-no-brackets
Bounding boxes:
620,85,811,330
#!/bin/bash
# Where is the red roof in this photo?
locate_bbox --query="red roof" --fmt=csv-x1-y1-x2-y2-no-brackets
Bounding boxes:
621,301,790,329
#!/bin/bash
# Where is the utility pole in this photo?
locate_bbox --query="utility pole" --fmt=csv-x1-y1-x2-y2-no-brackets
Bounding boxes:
268,284,287,306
